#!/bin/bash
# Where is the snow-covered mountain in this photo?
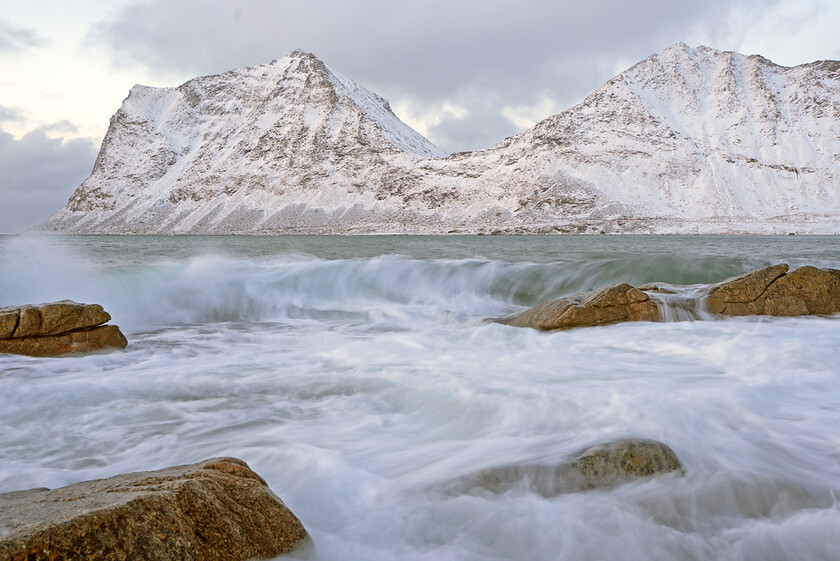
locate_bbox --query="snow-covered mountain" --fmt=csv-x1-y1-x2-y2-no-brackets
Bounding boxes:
39,44,840,234
454,42,840,233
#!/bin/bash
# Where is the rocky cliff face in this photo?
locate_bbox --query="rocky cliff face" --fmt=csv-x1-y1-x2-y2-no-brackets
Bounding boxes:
39,44,840,234
40,50,444,234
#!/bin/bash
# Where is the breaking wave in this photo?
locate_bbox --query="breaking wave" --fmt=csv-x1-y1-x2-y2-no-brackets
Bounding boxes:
1,234,818,332
3,234,840,561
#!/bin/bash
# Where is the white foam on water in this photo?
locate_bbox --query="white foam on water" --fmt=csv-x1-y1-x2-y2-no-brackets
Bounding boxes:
2,235,840,560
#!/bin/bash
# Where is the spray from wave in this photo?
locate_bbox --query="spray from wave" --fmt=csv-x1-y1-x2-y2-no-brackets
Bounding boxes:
3,234,840,560
0,235,795,332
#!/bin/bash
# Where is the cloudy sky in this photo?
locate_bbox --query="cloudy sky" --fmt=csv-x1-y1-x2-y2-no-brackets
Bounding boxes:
1,0,839,233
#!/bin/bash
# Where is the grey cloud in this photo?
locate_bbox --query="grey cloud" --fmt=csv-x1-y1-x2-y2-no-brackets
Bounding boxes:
41,120,79,134
0,19,46,53
428,103,518,155
0,127,98,233
89,0,780,152
0,105,23,123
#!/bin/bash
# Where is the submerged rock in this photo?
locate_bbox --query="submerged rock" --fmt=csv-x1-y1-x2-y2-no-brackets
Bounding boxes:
494,283,660,331
445,439,683,497
0,300,127,356
0,457,308,561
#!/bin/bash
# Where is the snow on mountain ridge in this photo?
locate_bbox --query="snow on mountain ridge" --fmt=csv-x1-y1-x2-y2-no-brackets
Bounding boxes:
43,50,445,233
39,44,840,234
318,55,445,158
470,42,840,226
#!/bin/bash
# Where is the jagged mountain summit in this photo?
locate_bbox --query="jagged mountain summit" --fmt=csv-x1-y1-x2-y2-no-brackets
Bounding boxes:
40,50,444,234
40,44,840,234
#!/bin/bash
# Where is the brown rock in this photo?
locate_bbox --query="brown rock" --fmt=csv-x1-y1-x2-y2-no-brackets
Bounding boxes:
493,264,840,330
705,264,840,317
762,294,809,316
762,266,840,315
0,309,17,339
636,282,677,294
0,300,112,338
705,264,789,315
0,457,309,561
563,438,683,489
0,324,128,357
445,438,683,497
13,305,41,338
495,283,660,331
0,301,125,356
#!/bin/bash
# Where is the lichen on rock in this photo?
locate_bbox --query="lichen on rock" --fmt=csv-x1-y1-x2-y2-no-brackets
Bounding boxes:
499,264,840,332
494,283,660,331
0,300,127,356
704,264,840,317
0,457,308,561
441,438,683,497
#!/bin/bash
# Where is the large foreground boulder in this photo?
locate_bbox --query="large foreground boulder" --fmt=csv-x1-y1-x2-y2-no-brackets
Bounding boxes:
0,300,127,356
0,457,308,561
443,438,683,497
704,264,840,316
494,283,660,331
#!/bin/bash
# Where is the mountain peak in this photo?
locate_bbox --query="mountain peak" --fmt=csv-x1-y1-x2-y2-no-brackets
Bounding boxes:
664,41,692,53
288,48,316,59
285,49,325,70
39,45,840,235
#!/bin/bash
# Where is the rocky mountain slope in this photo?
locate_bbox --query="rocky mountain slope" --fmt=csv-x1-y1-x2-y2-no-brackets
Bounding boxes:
39,44,840,234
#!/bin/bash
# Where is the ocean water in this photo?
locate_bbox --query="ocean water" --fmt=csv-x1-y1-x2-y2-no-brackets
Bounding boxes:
1,234,840,560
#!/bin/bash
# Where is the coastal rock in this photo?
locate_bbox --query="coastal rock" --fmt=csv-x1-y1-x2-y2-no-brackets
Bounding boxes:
705,264,840,316
635,282,678,294
447,439,683,497
0,300,127,356
498,264,840,332
0,300,111,338
0,325,128,357
705,264,790,315
495,283,659,331
0,457,308,561
0,309,17,339
763,265,840,315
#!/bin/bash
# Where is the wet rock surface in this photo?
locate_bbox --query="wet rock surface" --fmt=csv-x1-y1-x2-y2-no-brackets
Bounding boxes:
705,264,840,316
498,264,840,331
0,457,308,561
445,439,683,497
494,283,660,330
0,300,127,356
704,264,791,315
